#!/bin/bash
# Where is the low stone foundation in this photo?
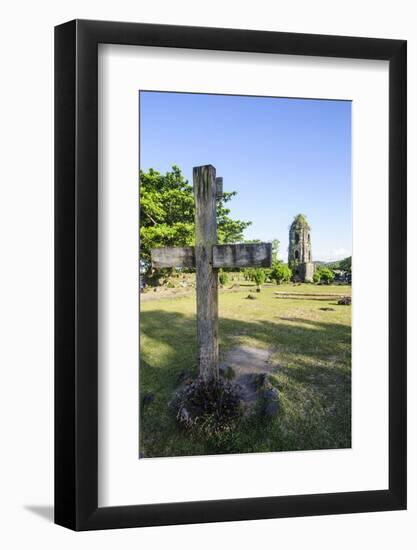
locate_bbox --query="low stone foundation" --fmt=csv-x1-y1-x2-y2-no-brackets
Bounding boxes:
299,261,315,282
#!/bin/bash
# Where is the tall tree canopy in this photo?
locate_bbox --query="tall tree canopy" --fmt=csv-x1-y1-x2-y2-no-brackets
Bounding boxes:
271,239,280,263
140,166,251,271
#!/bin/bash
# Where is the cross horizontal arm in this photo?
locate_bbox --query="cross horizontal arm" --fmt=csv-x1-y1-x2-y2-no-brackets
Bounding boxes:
213,243,272,268
151,243,272,269
151,247,195,268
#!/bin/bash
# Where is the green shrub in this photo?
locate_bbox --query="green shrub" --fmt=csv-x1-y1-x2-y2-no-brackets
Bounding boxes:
219,271,229,285
313,267,335,284
251,268,266,288
271,262,292,285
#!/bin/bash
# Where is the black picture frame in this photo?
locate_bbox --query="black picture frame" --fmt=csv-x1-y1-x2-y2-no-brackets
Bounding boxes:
55,19,407,531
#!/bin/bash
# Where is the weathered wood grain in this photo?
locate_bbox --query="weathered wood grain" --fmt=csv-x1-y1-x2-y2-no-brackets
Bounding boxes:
194,165,219,381
151,247,195,268
213,243,272,268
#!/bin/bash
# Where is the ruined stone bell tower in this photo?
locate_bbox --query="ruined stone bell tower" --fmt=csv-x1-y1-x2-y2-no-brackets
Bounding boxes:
288,214,315,282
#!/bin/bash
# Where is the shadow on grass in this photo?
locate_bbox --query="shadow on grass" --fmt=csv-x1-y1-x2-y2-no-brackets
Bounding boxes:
139,310,351,458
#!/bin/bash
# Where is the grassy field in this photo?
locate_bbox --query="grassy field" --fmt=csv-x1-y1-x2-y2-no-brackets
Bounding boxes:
140,282,351,458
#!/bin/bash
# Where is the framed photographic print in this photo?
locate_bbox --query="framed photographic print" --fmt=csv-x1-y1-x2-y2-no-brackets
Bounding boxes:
55,20,406,530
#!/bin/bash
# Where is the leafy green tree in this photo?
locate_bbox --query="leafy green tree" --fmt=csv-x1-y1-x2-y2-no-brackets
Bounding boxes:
339,256,352,272
271,239,280,263
271,262,292,285
140,166,251,274
326,256,351,272
251,268,266,290
313,267,335,285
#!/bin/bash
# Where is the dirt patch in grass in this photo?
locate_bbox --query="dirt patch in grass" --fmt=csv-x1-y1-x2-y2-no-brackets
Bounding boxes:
225,345,275,374
223,345,277,404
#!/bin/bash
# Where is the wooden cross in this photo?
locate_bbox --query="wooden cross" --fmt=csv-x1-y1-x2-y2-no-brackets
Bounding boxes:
151,165,272,381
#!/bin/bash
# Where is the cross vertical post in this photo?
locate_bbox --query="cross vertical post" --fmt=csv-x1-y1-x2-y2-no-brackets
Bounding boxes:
193,165,219,381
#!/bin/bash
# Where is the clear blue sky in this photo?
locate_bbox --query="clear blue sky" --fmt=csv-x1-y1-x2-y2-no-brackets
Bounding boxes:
139,91,351,262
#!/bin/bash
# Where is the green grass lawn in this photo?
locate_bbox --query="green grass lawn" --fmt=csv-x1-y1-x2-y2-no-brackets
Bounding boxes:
140,282,351,458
